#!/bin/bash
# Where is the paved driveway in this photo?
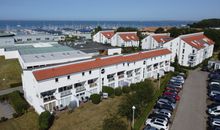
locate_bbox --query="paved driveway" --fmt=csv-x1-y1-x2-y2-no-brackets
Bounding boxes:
171,69,208,130
0,101,16,119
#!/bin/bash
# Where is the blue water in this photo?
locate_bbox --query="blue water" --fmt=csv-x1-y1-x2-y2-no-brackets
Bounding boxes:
0,20,195,30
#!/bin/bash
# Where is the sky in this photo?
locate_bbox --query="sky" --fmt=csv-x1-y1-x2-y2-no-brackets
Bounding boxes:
0,0,220,21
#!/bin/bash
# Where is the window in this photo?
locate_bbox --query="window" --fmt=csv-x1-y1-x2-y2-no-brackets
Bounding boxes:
45,38,50,40
82,72,85,76
89,70,92,74
36,38,41,41
123,63,125,66
143,61,146,65
127,63,130,66
182,49,185,53
192,50,195,53
67,75,70,79
101,69,105,74
55,78,59,82
27,38,32,41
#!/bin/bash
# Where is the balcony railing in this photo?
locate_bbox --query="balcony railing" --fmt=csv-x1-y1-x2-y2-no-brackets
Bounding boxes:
60,90,72,97
89,83,97,88
189,53,197,58
108,77,115,82
118,74,124,79
127,73,133,78
75,86,86,93
135,72,141,75
43,96,56,103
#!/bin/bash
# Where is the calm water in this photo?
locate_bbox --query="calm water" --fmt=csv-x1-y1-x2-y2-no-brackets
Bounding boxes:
0,20,195,30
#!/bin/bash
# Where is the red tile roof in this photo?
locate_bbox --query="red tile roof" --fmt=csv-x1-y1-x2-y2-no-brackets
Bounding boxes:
119,33,139,41
33,49,171,81
101,31,115,39
182,34,214,49
152,35,173,43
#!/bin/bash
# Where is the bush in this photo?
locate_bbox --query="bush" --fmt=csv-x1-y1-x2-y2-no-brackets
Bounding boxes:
7,91,29,116
103,115,127,130
122,86,131,94
114,87,122,96
90,94,101,104
0,117,8,122
39,111,54,130
13,113,19,118
102,86,115,97
10,82,22,88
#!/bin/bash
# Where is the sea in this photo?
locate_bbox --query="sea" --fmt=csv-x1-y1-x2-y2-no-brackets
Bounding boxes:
0,20,195,30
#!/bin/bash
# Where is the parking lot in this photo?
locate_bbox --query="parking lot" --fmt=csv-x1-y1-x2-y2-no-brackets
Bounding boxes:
171,69,208,130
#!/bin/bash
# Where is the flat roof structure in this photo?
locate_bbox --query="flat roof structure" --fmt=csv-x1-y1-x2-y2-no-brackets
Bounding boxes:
71,41,119,53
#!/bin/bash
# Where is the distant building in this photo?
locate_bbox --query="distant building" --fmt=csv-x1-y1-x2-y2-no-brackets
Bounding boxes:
93,30,115,44
111,32,139,47
22,48,171,114
141,33,173,50
208,60,220,70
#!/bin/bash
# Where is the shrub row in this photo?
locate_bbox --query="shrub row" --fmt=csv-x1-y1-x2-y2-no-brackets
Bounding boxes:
7,91,29,116
39,111,54,130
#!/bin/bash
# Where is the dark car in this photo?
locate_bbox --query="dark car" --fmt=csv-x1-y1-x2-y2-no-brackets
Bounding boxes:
208,103,220,109
208,85,220,92
154,103,174,112
143,125,159,130
210,95,220,102
160,95,176,103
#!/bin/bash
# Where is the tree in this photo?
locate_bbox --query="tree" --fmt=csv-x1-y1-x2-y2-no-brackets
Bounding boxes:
102,86,115,97
155,27,165,33
115,87,122,96
102,115,127,130
39,111,54,130
173,55,181,71
90,94,101,104
91,26,102,36
218,52,220,60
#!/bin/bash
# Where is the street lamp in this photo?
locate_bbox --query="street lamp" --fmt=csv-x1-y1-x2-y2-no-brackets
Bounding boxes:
132,106,136,129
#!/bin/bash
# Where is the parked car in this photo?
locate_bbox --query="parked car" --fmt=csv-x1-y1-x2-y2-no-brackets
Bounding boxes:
208,103,220,109
210,95,220,102
153,109,172,119
154,103,174,112
209,117,220,129
165,86,180,93
148,113,170,122
164,89,178,94
159,95,176,104
143,125,159,130
163,92,180,101
209,90,220,98
167,82,182,89
145,118,169,130
208,106,220,116
157,98,176,109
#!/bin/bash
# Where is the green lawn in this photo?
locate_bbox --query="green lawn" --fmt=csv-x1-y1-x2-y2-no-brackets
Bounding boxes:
0,56,22,90
0,109,39,130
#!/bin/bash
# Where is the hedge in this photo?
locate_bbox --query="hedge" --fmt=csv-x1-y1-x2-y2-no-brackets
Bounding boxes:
122,86,131,94
90,94,101,104
114,87,122,96
10,82,22,88
39,111,54,130
7,91,29,116
102,86,115,97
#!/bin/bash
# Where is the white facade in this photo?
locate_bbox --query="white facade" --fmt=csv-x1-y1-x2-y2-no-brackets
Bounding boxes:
22,48,171,114
111,32,139,47
142,32,215,67
141,33,171,50
93,30,114,44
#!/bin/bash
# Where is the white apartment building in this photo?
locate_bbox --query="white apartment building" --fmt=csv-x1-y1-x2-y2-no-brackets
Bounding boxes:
164,32,214,67
22,48,171,114
93,30,115,44
111,32,139,47
142,32,214,67
141,33,173,50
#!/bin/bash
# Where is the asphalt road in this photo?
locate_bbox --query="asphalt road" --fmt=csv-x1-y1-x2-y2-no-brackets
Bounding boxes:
171,69,208,130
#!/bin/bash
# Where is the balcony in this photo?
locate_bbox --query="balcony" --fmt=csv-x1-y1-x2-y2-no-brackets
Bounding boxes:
60,90,72,97
108,77,115,82
189,53,197,58
135,72,141,75
154,66,158,70
89,83,97,88
43,95,56,103
188,58,196,63
127,73,133,78
118,74,124,79
75,86,86,93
